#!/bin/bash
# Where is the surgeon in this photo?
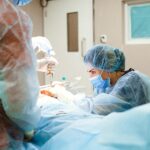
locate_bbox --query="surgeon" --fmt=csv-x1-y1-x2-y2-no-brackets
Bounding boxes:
73,44,150,115
0,0,40,149
32,36,58,75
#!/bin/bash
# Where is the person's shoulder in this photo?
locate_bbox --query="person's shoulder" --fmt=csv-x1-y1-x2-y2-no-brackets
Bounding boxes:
124,70,150,81
116,70,142,86
134,70,150,79
121,70,138,80
134,71,150,86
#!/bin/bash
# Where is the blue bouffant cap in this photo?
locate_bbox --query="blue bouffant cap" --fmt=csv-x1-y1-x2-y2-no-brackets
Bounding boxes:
84,44,125,72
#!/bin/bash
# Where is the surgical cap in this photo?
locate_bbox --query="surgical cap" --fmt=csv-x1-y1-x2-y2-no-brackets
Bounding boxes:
84,44,125,72
32,36,55,56
11,0,32,6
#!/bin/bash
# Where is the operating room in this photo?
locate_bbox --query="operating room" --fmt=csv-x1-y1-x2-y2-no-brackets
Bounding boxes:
0,0,150,149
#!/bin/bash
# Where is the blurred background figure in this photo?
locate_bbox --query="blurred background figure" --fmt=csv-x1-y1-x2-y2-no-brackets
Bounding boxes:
0,0,40,149
32,36,58,77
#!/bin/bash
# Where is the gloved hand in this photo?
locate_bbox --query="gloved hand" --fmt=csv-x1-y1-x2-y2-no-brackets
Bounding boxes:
37,57,58,74
52,85,75,103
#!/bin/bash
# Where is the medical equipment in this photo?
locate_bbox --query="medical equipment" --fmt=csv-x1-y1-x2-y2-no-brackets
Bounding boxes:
59,76,85,94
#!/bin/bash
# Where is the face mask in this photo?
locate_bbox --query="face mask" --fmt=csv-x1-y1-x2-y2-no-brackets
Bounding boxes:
90,75,110,95
11,0,32,6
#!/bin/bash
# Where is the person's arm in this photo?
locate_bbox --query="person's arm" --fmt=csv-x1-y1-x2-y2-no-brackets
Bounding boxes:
0,0,40,133
74,93,132,115
92,94,132,115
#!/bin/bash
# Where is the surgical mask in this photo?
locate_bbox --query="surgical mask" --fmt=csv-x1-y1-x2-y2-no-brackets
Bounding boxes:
90,75,110,95
11,0,32,6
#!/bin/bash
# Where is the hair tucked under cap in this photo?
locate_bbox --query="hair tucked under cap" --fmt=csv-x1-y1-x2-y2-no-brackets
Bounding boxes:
84,44,125,72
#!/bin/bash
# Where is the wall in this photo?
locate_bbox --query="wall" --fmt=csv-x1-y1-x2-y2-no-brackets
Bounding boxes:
44,0,93,94
22,0,45,85
22,0,43,36
94,0,150,76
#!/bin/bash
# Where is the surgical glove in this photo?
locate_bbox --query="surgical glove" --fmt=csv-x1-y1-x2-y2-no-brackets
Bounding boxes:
51,85,75,104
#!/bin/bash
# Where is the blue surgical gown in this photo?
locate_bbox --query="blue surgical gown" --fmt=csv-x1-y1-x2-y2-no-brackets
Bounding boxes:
75,71,150,115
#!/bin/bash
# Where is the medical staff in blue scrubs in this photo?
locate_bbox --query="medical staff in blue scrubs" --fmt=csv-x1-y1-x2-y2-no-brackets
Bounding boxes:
0,0,40,149
75,44,150,115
